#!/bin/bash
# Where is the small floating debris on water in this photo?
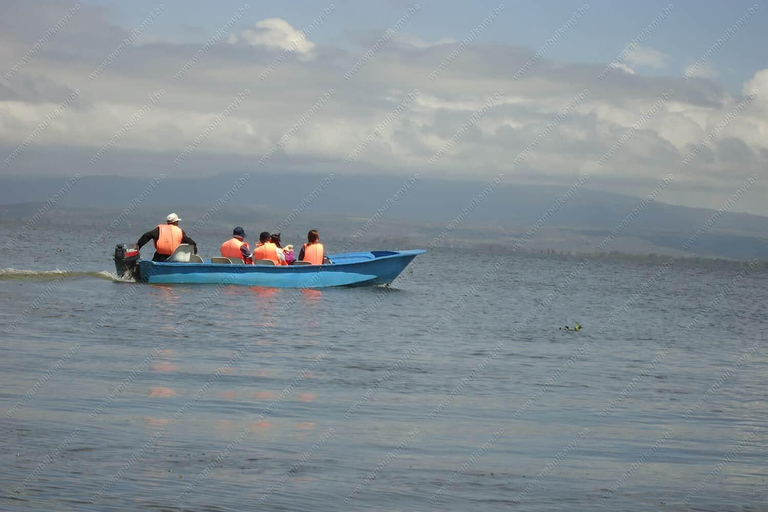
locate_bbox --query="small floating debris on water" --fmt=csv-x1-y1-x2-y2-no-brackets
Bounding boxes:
559,321,582,331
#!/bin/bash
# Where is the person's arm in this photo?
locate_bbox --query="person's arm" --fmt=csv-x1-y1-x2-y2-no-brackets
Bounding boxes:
137,227,159,249
240,244,250,260
181,230,197,254
298,245,305,261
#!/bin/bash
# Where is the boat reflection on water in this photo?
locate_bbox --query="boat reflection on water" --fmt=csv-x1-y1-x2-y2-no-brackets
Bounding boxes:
142,417,172,428
300,288,322,302
152,361,179,372
248,286,279,301
148,387,177,398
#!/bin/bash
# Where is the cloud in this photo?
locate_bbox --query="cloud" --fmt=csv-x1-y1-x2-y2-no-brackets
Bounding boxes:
233,18,317,60
684,61,719,80
743,69,768,109
391,34,458,48
0,1,767,215
608,62,635,75
624,45,668,69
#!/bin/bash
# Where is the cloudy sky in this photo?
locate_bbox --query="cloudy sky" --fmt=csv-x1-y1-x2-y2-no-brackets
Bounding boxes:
2,0,767,214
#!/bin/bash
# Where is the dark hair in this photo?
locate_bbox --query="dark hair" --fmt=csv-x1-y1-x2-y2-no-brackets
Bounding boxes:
259,231,271,243
307,229,319,243
270,233,282,248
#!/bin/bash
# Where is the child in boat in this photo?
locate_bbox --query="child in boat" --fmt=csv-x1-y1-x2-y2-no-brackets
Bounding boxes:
283,244,295,265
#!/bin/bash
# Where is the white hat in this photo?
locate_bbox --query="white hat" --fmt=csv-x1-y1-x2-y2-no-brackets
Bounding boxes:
166,213,181,223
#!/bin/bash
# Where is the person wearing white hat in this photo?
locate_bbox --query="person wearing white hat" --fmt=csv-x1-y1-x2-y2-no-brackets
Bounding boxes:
137,213,197,261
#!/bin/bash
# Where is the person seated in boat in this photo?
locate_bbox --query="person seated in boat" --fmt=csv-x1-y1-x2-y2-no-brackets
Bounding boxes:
137,213,197,262
252,231,281,265
283,244,295,265
299,229,325,265
253,231,268,249
220,227,252,263
270,233,288,266
252,231,269,252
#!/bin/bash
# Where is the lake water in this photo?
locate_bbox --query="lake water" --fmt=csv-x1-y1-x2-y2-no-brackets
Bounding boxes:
1,224,766,511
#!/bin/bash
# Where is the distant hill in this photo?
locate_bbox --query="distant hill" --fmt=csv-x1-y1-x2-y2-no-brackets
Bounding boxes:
1,173,767,260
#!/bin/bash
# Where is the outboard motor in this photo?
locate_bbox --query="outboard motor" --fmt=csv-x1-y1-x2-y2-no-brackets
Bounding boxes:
114,243,141,281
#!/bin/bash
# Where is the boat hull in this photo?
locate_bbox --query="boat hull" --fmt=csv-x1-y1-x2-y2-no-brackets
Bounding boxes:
136,250,424,288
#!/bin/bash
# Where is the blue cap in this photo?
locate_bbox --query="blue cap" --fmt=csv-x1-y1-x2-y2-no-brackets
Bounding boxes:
233,227,246,238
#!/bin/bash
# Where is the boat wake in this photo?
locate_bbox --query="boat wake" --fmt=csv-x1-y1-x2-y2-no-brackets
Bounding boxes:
0,268,131,282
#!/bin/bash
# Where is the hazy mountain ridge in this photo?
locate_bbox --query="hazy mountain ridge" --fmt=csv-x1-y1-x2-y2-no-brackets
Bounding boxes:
1,174,767,260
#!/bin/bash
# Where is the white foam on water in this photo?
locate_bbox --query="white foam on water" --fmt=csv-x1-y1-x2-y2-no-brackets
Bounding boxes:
0,268,128,282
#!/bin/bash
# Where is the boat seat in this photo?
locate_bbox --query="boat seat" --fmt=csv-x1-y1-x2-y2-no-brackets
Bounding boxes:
189,254,204,263
292,260,312,265
228,258,244,264
211,257,232,264
254,259,275,266
166,244,194,262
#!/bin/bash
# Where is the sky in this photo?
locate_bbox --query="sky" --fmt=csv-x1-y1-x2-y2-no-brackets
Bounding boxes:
1,0,767,214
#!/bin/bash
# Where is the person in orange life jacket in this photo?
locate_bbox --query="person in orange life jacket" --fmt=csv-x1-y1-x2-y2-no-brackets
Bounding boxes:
220,227,252,263
298,229,324,265
137,213,197,262
253,232,269,249
251,231,281,265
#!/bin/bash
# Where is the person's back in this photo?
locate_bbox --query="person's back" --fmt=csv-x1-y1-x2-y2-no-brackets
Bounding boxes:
253,232,280,265
270,233,288,266
137,213,197,261
220,227,251,263
156,223,182,255
299,229,324,265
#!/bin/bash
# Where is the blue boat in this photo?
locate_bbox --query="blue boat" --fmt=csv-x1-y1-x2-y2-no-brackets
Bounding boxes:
114,244,425,288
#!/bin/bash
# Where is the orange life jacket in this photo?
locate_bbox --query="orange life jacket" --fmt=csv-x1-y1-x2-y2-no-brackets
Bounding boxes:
154,224,183,255
220,237,251,263
302,242,324,265
253,242,279,265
